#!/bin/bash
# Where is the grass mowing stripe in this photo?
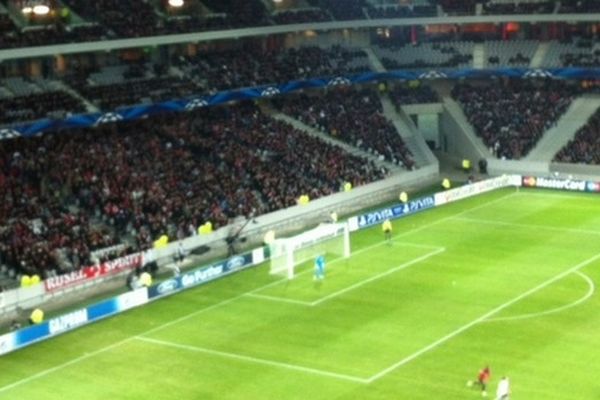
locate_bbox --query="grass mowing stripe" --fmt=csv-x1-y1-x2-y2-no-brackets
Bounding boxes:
0,189,517,394
366,251,600,383
135,336,370,384
0,340,129,394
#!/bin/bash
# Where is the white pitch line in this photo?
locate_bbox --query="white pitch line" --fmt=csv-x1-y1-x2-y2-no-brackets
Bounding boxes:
484,271,595,322
366,251,600,383
135,336,369,384
455,216,600,237
246,293,313,306
310,248,446,306
247,244,445,306
0,189,517,393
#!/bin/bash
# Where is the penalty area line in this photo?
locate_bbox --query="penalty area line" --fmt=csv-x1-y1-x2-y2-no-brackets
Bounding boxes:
135,336,370,384
366,251,600,384
245,292,313,306
310,247,446,306
483,271,595,323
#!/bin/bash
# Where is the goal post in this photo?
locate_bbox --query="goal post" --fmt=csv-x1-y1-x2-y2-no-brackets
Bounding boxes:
269,222,351,279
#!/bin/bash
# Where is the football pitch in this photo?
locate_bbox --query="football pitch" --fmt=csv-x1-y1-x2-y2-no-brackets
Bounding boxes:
2,187,600,399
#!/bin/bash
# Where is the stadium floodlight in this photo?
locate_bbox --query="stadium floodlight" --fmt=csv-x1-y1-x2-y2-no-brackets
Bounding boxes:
168,0,185,7
32,4,50,15
270,222,350,279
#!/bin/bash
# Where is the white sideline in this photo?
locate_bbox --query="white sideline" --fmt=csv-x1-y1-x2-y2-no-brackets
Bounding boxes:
456,216,600,237
365,251,600,383
484,271,595,322
135,336,370,384
0,190,517,393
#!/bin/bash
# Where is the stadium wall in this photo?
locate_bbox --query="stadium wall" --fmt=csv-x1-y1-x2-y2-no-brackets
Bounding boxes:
0,248,262,356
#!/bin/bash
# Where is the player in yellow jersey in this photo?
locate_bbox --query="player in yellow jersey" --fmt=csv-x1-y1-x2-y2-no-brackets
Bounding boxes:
382,218,392,242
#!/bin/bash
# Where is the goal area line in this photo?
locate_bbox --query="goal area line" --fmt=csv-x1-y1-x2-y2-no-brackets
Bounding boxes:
246,245,445,306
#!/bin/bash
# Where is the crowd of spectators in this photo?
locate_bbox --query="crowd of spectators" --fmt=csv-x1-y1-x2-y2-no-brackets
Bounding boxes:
276,87,415,169
483,1,555,15
0,91,85,125
0,23,107,49
199,0,270,27
273,9,332,25
488,53,530,66
433,0,477,15
2,0,600,49
559,39,600,67
63,0,161,38
59,45,370,111
388,84,440,106
0,102,388,277
558,0,600,13
378,42,473,70
161,15,232,35
78,76,200,111
554,108,600,164
367,4,436,19
306,0,368,20
176,45,371,93
452,79,578,159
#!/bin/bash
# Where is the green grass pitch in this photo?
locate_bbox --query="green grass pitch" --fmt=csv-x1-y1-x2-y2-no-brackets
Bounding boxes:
2,187,600,399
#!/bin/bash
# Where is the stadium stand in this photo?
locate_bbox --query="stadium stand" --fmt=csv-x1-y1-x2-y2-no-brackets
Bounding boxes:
558,0,600,13
62,0,162,38
374,41,474,70
543,39,600,68
452,79,579,160
0,89,85,124
366,3,437,18
306,0,368,20
388,84,440,105
554,108,600,164
1,0,600,286
174,45,372,93
482,1,555,15
198,0,270,27
275,87,416,169
485,40,538,67
273,8,332,24
162,14,232,34
76,75,200,111
434,0,478,15
0,103,387,277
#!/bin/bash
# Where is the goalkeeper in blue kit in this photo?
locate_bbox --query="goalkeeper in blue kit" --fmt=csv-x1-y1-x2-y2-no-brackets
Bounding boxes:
314,255,326,280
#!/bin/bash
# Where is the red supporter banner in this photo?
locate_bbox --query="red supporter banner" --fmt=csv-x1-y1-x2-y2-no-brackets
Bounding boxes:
44,253,143,293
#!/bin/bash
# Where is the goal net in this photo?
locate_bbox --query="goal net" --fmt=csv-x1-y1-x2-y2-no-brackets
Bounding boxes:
269,223,351,279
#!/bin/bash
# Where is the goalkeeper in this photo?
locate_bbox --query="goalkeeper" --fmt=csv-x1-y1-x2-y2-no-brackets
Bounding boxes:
314,255,326,281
